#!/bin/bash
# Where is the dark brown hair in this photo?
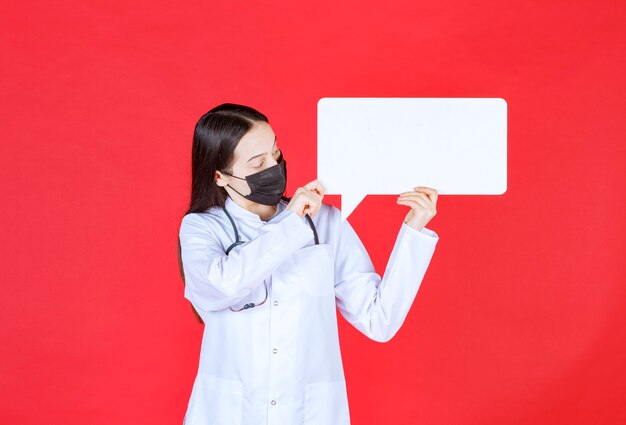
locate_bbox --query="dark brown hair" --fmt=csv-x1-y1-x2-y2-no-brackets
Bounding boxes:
178,103,269,323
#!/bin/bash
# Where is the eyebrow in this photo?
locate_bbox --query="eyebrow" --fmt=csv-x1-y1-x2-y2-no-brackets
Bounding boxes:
247,136,277,163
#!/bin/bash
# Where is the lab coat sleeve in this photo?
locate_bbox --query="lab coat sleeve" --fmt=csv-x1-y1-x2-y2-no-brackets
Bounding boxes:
332,207,439,343
179,210,314,312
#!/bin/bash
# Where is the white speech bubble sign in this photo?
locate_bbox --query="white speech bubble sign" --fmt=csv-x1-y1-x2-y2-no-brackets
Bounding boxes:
317,97,507,221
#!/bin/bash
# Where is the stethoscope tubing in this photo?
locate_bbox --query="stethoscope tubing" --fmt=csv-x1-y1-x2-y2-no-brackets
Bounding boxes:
223,195,319,255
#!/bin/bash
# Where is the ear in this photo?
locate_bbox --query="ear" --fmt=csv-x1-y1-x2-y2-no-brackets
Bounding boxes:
214,170,229,187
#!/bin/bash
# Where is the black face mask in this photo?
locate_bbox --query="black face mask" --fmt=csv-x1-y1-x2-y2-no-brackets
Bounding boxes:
223,152,287,206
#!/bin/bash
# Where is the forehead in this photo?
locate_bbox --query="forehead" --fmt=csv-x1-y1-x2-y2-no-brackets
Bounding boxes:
233,122,276,161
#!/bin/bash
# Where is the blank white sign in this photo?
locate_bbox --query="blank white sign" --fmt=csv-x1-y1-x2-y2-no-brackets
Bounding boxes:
317,97,507,221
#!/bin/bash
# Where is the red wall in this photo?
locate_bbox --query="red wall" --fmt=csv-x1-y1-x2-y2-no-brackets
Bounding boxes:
1,0,625,423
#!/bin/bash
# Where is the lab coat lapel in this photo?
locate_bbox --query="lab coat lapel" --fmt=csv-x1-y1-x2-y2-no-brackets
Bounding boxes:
224,196,286,227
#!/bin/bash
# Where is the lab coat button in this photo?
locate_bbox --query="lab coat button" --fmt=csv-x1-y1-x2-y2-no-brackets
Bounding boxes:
273,348,278,354
273,300,278,306
271,400,276,405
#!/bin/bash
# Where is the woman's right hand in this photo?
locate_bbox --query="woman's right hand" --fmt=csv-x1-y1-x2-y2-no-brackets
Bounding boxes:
286,179,325,218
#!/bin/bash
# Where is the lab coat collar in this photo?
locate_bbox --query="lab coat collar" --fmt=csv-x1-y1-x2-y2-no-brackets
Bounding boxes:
224,196,287,225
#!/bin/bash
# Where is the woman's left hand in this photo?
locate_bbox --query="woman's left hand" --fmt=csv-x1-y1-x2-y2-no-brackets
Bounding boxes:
396,186,438,231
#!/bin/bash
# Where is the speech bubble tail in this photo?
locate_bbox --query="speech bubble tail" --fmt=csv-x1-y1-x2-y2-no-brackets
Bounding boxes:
340,193,365,222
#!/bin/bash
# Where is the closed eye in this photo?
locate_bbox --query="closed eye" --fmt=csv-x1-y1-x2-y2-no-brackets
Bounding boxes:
253,148,280,168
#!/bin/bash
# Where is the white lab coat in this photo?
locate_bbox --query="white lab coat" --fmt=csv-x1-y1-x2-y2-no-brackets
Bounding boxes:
179,196,439,425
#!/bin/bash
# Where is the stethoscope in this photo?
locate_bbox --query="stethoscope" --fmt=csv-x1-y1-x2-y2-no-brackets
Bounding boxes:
222,195,319,311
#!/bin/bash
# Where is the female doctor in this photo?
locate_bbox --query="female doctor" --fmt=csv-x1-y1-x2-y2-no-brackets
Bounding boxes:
177,103,439,425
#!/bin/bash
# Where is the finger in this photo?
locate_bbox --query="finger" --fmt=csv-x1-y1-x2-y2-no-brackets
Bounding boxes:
414,192,436,212
397,196,429,210
414,186,437,195
399,188,433,196
298,186,322,205
398,192,432,207
415,186,438,205
304,179,325,197
401,190,436,210
316,180,326,196
304,191,322,216
397,198,428,212
399,188,434,197
306,187,323,204
302,200,316,217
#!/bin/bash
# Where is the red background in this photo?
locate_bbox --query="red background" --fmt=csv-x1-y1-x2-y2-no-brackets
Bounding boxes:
1,0,625,423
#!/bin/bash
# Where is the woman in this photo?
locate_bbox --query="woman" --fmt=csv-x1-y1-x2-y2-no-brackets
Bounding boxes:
177,103,439,425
